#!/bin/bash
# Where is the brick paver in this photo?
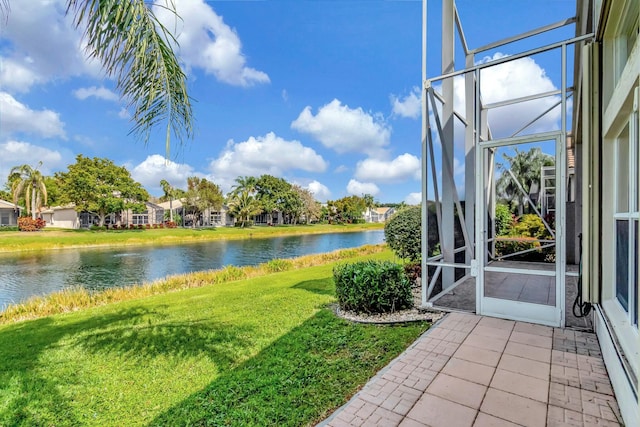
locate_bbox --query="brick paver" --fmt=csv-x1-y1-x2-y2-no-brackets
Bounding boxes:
319,312,622,427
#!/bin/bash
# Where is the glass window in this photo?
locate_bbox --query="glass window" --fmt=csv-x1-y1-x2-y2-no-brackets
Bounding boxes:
615,3,639,83
616,220,630,311
633,220,638,326
616,123,630,213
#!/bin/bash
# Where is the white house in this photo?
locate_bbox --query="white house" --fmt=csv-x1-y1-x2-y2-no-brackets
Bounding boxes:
41,205,80,229
0,200,21,226
364,207,396,223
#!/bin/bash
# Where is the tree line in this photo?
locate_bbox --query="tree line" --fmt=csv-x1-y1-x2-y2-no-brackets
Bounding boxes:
2,155,378,227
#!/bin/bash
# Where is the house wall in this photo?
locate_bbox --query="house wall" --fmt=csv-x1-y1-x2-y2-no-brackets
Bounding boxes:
581,0,640,424
45,208,79,229
0,208,19,226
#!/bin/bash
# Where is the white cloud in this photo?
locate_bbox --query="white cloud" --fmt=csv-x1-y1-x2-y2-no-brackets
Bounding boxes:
0,140,69,186
130,154,197,194
405,192,422,205
334,165,349,174
451,53,561,139
390,87,421,119
291,99,391,157
355,153,421,183
73,86,119,102
346,179,380,197
118,108,131,119
154,0,269,87
0,58,44,93
307,180,331,202
0,0,101,92
0,92,66,139
208,132,327,191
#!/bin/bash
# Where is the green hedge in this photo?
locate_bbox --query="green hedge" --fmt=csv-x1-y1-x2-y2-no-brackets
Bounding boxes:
333,260,412,314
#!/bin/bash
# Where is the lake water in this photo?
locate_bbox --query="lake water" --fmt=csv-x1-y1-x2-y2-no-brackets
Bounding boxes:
0,230,385,310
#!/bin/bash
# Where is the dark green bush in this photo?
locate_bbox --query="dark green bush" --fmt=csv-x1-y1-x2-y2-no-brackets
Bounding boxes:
494,203,513,236
333,260,413,314
234,220,254,228
384,206,421,262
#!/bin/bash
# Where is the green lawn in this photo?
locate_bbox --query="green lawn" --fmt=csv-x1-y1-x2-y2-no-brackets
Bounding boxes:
0,223,383,253
0,251,428,426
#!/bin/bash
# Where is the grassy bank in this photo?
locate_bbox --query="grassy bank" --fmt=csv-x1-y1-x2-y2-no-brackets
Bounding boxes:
0,247,427,426
0,223,383,253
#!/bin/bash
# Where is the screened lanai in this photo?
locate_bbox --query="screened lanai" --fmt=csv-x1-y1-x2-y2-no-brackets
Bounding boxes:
419,0,593,328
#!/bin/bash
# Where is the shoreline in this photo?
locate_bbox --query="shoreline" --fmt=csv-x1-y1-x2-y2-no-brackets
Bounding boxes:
0,223,384,254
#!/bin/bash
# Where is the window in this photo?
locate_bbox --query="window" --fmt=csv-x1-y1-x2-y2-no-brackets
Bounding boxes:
614,1,639,83
132,211,149,225
0,212,10,225
210,212,222,224
613,110,639,328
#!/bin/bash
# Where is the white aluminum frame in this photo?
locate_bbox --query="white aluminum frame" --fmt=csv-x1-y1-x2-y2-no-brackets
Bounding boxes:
475,132,566,327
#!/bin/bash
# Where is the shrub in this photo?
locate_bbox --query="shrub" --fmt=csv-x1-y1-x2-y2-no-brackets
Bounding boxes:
18,217,46,232
89,225,106,231
495,203,513,236
404,262,421,286
265,259,293,273
495,214,553,260
333,260,412,314
384,206,425,262
234,220,254,228
164,221,177,228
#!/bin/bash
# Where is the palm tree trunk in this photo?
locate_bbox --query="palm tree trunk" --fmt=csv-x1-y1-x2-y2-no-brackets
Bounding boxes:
31,183,37,220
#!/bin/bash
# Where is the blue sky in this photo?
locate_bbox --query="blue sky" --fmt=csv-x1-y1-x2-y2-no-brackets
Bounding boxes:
0,0,576,204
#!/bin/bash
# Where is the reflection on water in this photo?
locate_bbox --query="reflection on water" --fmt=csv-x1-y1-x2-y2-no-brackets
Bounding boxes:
0,230,384,310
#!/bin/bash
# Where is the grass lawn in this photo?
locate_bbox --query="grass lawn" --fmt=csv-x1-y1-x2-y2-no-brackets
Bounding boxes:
0,223,383,253
0,250,428,426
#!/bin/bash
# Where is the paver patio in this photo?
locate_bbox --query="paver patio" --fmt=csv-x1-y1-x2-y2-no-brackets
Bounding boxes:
319,312,622,426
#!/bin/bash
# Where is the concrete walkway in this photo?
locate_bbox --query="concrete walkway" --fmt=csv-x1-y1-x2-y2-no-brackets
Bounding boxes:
319,312,622,426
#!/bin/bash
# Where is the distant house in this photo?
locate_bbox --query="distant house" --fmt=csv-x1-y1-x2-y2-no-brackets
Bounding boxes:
121,202,165,226
41,205,81,229
206,206,234,227
364,207,396,223
253,210,283,226
0,200,21,226
157,199,184,222
158,199,234,227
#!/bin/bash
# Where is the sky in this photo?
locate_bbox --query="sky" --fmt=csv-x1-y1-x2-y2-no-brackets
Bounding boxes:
0,0,577,204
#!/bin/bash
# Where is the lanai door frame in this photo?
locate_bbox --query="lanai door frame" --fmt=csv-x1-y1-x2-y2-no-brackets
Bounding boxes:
475,131,567,327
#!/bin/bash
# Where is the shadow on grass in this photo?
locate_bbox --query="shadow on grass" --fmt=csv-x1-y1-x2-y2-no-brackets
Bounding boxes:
150,309,428,427
0,305,253,426
292,278,335,296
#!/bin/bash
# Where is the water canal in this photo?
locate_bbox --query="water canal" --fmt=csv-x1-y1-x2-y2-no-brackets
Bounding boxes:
0,230,384,310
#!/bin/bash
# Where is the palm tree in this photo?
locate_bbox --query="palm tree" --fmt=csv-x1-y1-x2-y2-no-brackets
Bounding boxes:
10,163,47,220
229,176,258,198
160,179,175,221
227,189,261,228
496,147,554,215
2,1,193,156
362,193,376,221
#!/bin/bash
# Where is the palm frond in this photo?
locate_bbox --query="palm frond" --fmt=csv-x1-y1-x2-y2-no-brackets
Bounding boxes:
67,0,194,155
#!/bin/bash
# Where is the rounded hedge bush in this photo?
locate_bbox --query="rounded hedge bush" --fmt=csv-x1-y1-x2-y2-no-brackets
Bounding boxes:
384,206,422,262
333,260,412,314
